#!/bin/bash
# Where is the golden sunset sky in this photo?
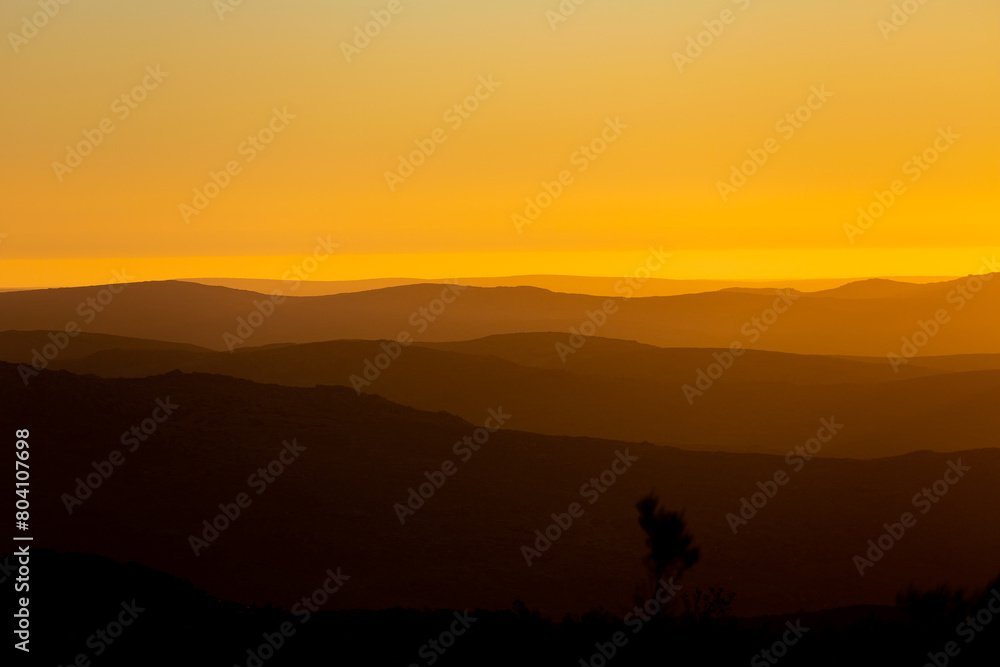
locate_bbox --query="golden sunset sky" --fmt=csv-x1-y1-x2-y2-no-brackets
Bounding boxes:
1,0,997,287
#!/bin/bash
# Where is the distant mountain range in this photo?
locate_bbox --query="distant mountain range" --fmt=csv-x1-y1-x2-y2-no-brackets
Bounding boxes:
0,274,997,355
177,275,960,298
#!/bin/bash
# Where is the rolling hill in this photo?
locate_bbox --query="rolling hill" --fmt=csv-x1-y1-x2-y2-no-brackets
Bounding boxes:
0,274,998,355
177,275,960,298
3,331,998,458
5,363,999,618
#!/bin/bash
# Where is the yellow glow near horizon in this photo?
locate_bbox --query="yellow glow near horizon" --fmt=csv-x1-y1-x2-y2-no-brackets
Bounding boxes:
2,248,997,290
0,0,997,285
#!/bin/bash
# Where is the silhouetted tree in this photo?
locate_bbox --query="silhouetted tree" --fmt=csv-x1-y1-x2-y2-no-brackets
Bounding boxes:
636,493,699,587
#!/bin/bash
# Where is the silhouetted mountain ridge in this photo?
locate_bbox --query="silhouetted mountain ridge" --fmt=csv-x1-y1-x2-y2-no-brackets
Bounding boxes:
4,331,998,458
5,362,999,619
1,275,998,354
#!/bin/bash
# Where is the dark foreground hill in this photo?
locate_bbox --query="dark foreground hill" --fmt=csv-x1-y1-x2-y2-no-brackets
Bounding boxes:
3,363,998,618
3,550,997,666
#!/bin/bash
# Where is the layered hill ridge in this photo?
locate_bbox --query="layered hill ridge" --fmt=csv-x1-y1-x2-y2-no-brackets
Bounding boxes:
0,332,1000,458
3,331,999,458
175,275,962,298
5,363,998,618
0,273,998,355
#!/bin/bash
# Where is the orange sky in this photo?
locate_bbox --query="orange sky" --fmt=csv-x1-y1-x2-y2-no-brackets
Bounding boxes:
1,0,997,287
